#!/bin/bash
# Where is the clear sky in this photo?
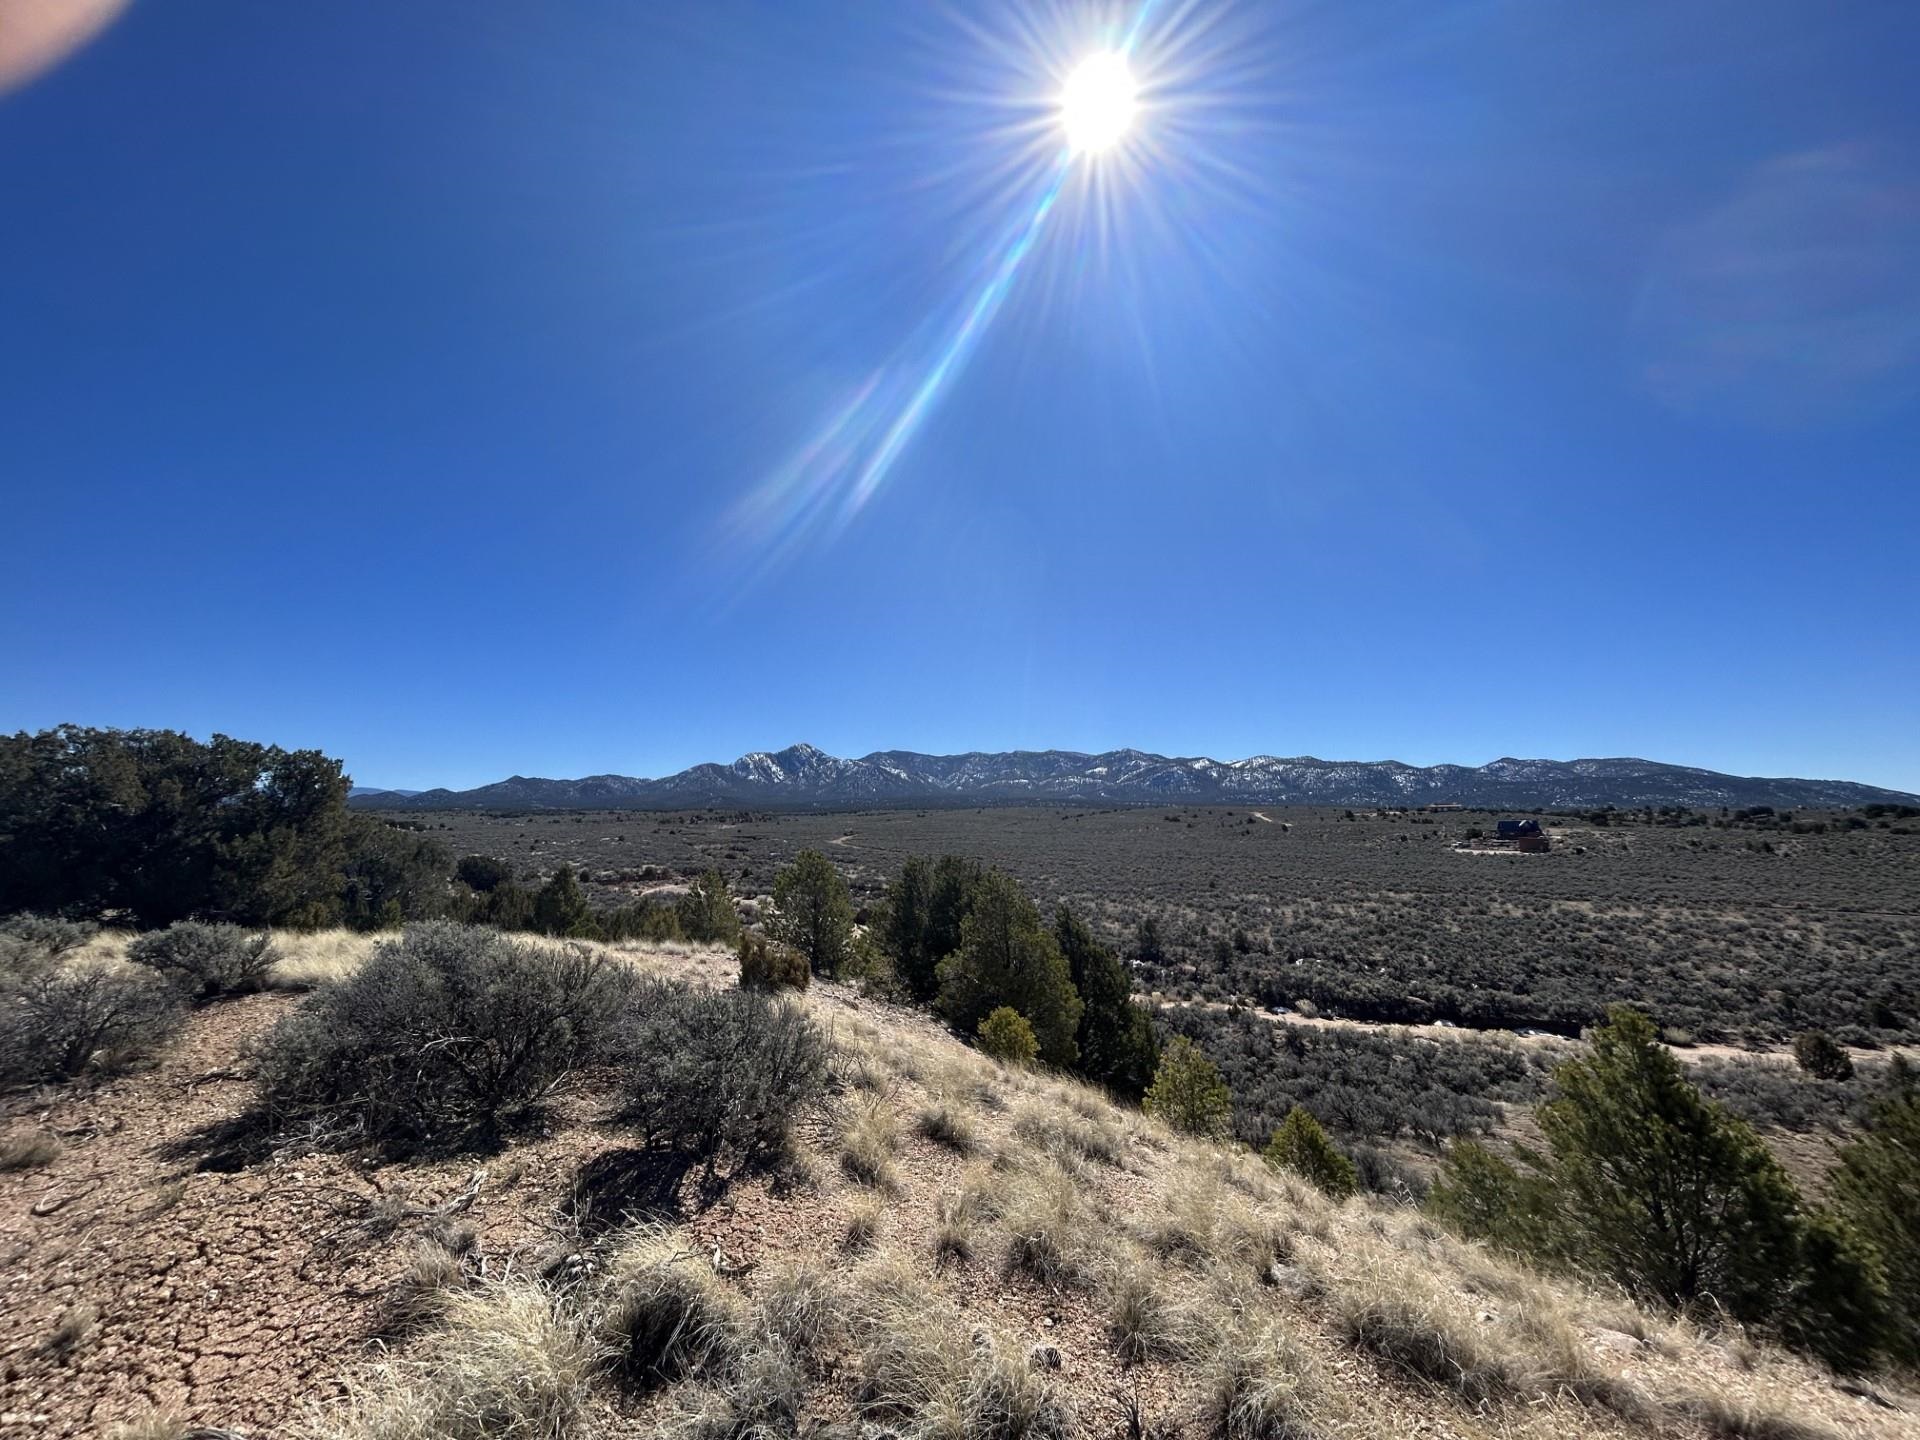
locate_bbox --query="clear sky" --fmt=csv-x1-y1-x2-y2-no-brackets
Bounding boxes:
3,0,1917,794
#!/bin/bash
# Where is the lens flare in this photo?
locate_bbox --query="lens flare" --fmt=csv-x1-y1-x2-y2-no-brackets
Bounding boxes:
724,0,1197,585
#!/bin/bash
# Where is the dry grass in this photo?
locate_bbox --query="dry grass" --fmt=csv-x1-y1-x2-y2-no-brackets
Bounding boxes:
1105,1254,1184,1365
382,1234,471,1333
843,1257,972,1422
45,1301,98,1358
1010,1096,1128,1169
102,1418,187,1440
915,1095,979,1153
0,1129,61,1171
1198,1318,1325,1440
840,1096,900,1189
1330,1259,1528,1404
843,1191,885,1252
265,929,381,989
316,1282,604,1440
652,1330,807,1440
930,1162,1005,1268
998,1162,1097,1290
756,1259,838,1363
1137,1170,1296,1287
33,941,1902,1440
928,1053,1005,1112
842,1257,1075,1440
595,1225,744,1392
1667,1393,1839,1440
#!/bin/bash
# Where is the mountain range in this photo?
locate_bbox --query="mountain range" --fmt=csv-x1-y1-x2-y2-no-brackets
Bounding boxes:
346,744,1919,812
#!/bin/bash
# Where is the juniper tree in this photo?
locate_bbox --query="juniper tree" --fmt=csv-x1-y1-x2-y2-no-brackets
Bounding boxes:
1429,1006,1893,1370
676,868,742,945
934,869,1081,1068
1054,903,1158,1099
770,850,854,977
533,865,594,938
925,855,986,965
1831,1086,1920,1363
1540,1006,1804,1315
1264,1105,1358,1198
880,856,938,1001
1791,1030,1853,1081
977,1006,1039,1066
1143,1035,1232,1139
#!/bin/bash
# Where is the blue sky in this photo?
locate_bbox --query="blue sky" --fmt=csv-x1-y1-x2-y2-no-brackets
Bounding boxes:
3,0,1917,794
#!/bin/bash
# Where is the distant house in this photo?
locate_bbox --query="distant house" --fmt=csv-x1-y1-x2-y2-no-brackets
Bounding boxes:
1496,818,1550,853
1423,802,1465,813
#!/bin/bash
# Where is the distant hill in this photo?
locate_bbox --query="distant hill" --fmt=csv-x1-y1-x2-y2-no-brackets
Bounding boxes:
346,743,1919,812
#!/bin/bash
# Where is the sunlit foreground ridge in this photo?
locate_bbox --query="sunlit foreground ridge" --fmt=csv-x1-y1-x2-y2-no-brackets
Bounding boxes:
2,924,1909,1439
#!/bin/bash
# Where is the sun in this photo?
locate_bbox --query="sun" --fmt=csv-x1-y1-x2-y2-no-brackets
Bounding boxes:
1060,51,1137,154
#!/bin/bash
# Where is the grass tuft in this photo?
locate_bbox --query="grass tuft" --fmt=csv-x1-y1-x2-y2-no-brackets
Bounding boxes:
844,1257,1074,1440
318,1281,603,1440
916,1097,979,1153
843,1191,885,1252
757,1259,838,1363
45,1302,98,1359
999,1164,1094,1290
595,1224,742,1391
382,1234,470,1333
0,1131,61,1172
1332,1280,1516,1404
1199,1319,1322,1440
1013,1098,1127,1168
1106,1258,1180,1365
841,1098,900,1189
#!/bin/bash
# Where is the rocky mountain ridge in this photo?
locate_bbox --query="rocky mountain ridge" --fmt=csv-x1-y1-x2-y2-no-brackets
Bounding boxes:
348,742,1920,811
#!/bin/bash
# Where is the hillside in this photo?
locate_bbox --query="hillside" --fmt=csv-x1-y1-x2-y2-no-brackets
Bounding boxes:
3,932,1911,1440
347,744,1920,813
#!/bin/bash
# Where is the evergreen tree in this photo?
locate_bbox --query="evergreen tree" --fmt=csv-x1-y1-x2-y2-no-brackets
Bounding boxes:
1792,1030,1854,1081
1429,1006,1892,1369
1780,1210,1891,1374
1143,1035,1232,1139
1134,914,1166,966
532,865,594,938
934,869,1081,1067
339,819,451,931
1263,1104,1358,1198
455,854,513,893
676,868,742,944
0,725,366,927
880,856,938,1001
1541,1006,1804,1315
1054,904,1158,1099
977,1006,1039,1066
770,850,854,977
1427,1139,1561,1261
1831,1088,1920,1363
480,881,536,932
926,854,985,962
